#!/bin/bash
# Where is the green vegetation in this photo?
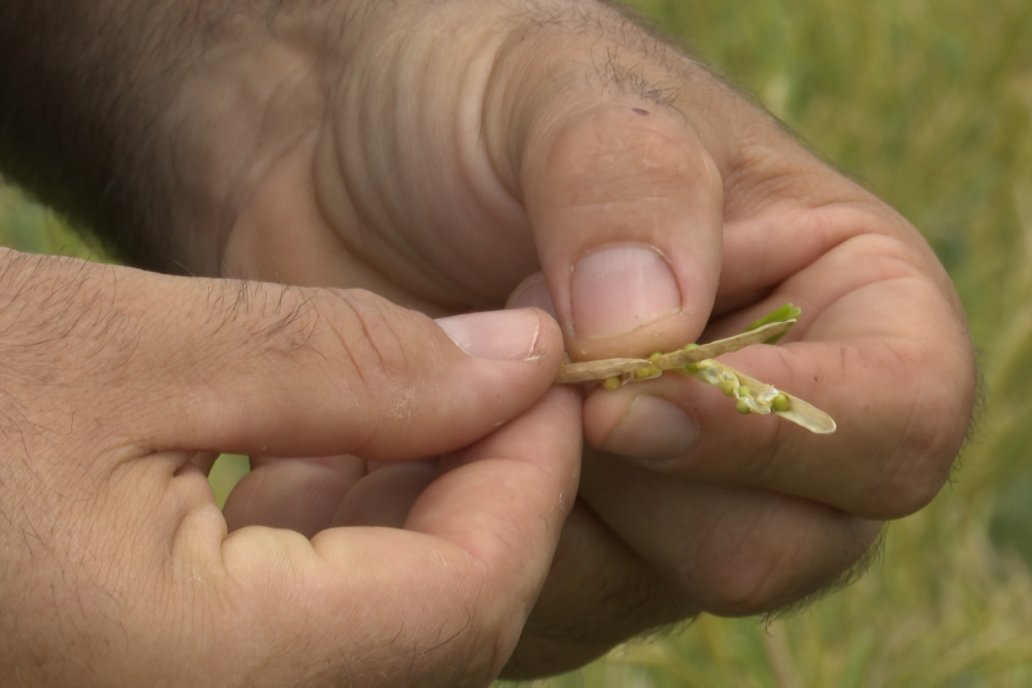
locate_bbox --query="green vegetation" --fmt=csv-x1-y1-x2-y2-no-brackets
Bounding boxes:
0,184,105,260
3,0,1031,684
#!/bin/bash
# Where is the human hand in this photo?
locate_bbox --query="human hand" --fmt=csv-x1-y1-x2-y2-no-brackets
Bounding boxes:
161,3,972,675
0,248,576,686
1,0,976,678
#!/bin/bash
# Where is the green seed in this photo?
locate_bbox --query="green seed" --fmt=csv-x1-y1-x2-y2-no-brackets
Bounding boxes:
603,377,622,390
634,365,661,381
772,393,791,412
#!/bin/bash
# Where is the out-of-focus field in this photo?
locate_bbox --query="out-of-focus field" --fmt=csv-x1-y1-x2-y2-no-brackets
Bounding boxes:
2,1,1031,685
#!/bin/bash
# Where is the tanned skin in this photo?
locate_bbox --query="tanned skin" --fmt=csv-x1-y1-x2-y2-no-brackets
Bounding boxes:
0,1,975,684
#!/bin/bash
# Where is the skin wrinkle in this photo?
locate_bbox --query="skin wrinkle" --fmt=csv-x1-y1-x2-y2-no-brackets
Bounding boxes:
311,134,411,299
372,35,449,286
327,294,390,389
711,497,873,616
764,337,938,510
876,386,926,510
316,35,472,305
0,392,32,462
446,38,535,300
404,22,526,305
716,506,801,613
871,337,965,513
475,32,532,233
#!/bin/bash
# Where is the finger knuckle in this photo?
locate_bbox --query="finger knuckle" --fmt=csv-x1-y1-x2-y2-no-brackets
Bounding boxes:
876,346,974,518
879,404,967,518
676,518,878,617
319,288,421,393
685,543,789,616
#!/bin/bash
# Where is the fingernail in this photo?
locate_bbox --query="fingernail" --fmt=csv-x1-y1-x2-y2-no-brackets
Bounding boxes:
571,244,681,338
507,273,558,319
602,394,699,460
436,309,543,361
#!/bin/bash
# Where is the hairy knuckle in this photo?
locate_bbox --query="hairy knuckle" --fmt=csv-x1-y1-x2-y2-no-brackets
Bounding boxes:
322,289,418,390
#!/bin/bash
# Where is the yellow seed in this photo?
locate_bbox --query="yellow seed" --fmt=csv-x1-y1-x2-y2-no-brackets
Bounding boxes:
603,377,622,390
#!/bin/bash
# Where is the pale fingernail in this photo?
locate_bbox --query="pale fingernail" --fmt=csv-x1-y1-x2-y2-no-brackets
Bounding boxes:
508,274,558,319
571,244,681,338
436,309,543,361
602,394,699,460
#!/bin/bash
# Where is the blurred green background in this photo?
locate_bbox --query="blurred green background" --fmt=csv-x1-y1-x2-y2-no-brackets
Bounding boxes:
2,0,1031,685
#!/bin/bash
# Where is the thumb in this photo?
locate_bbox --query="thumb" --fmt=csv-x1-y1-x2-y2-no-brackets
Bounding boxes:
12,252,564,462
512,101,724,361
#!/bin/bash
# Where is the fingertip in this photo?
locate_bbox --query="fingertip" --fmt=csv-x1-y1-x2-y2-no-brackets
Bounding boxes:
529,303,566,364
561,239,720,360
518,104,724,359
435,307,555,362
570,244,682,338
508,267,713,362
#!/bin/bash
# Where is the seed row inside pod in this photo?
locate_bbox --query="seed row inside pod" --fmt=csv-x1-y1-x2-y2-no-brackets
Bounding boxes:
556,305,837,435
